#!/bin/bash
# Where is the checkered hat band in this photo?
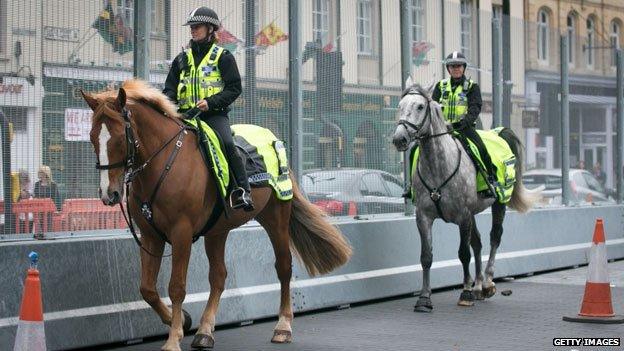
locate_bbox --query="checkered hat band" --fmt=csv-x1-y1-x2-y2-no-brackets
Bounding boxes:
186,16,219,26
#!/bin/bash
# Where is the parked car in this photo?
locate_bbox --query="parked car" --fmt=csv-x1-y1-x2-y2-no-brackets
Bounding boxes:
522,168,614,205
301,168,405,216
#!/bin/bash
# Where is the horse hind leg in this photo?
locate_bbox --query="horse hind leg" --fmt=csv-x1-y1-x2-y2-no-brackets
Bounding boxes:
470,217,485,300
192,230,229,350
483,202,506,298
256,196,294,343
457,218,475,307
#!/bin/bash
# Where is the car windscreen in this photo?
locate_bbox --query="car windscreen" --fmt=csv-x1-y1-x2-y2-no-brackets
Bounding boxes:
522,174,561,190
302,173,355,193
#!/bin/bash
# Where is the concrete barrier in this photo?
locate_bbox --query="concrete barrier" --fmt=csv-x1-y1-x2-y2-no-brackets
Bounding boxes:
1,205,623,350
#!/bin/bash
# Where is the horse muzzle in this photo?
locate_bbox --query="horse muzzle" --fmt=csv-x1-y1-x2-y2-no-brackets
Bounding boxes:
100,188,122,206
392,132,410,151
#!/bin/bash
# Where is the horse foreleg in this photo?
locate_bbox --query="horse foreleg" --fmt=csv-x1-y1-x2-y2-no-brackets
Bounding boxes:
162,226,193,351
139,232,172,325
414,214,434,312
192,231,229,350
484,202,506,298
258,200,294,343
458,218,475,306
470,217,485,300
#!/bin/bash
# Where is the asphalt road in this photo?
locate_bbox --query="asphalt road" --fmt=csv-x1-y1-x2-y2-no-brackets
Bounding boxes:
89,260,624,351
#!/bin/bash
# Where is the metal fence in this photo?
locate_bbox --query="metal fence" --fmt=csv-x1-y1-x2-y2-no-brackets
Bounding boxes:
0,0,622,238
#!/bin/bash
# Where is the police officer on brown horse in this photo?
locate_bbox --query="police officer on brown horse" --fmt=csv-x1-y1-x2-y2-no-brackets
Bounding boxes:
432,51,498,194
163,6,254,211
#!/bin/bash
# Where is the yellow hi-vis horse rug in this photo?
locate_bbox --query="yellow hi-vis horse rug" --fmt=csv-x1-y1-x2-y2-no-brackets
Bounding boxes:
183,119,293,201
410,127,516,203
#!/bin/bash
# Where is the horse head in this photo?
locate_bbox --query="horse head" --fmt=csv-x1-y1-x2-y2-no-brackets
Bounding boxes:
392,77,436,151
82,88,132,205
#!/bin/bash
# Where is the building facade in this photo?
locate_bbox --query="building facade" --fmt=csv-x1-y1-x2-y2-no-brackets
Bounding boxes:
0,0,526,199
524,0,623,188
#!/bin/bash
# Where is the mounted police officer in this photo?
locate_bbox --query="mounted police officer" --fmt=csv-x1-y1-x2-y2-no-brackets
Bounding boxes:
163,6,254,211
432,51,498,196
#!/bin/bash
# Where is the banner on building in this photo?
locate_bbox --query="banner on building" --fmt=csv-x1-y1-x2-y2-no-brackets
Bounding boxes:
65,108,93,141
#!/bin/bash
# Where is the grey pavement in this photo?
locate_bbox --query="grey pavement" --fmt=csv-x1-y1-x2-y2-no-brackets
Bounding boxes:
90,260,624,351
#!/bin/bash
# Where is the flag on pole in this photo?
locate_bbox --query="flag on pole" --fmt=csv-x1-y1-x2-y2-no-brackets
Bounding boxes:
412,41,434,66
112,13,133,55
91,0,114,45
255,21,288,48
217,27,243,53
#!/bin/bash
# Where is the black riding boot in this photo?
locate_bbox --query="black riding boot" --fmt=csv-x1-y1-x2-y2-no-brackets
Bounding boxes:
202,114,254,211
228,151,254,211
462,126,499,197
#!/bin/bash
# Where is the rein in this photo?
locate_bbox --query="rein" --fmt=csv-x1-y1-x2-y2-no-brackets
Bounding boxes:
95,103,190,258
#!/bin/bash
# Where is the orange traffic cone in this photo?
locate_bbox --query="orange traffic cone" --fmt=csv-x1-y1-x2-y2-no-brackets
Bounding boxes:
563,219,623,324
13,252,46,351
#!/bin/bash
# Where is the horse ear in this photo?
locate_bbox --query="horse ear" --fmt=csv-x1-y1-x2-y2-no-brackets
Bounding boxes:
425,81,436,97
80,90,99,111
404,75,414,89
114,88,127,111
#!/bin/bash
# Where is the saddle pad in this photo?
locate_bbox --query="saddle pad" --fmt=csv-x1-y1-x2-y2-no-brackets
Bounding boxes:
232,124,293,201
410,127,516,203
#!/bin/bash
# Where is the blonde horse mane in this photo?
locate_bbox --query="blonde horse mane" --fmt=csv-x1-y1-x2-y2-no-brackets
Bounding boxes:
93,79,181,119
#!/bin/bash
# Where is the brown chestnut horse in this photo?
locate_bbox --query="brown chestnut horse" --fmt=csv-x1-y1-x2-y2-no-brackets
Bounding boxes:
82,80,352,351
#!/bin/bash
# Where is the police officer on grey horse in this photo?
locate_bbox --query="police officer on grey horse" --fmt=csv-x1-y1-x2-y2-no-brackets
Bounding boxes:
432,51,498,195
163,6,254,211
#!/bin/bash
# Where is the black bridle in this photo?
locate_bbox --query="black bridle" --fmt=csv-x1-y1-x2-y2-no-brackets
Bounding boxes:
396,89,450,142
94,103,190,257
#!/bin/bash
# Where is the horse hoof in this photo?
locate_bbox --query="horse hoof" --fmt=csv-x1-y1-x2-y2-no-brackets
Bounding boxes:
483,285,497,298
414,297,433,313
473,289,485,300
458,290,475,307
191,333,214,349
182,309,193,333
271,329,292,343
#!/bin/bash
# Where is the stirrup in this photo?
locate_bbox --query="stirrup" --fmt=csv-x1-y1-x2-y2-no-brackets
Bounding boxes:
230,187,254,211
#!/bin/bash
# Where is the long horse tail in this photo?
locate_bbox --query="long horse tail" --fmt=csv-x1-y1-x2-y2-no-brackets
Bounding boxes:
498,128,541,213
288,176,353,276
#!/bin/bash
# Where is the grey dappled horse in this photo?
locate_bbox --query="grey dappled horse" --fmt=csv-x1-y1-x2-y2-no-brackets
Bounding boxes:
392,78,539,311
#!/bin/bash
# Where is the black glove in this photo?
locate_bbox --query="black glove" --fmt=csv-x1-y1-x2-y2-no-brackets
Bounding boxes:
452,119,470,131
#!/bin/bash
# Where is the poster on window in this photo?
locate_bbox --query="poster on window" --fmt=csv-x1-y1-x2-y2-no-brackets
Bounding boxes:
65,108,93,141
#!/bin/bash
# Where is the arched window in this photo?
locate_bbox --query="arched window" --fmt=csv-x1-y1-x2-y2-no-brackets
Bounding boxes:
567,13,576,65
586,17,595,67
611,20,621,67
537,9,549,62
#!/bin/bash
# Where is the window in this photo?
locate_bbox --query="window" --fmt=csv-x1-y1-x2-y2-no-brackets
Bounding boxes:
410,0,425,44
360,173,388,197
117,0,133,29
382,174,403,198
313,0,330,43
0,107,28,132
150,0,165,35
567,13,576,65
0,0,6,55
611,21,621,67
537,9,549,62
460,0,472,61
586,17,595,67
357,0,372,55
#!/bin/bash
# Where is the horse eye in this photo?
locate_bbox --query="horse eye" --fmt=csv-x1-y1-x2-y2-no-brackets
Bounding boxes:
417,105,424,111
